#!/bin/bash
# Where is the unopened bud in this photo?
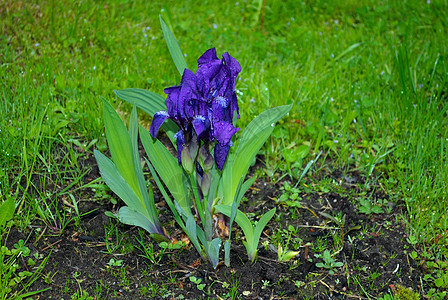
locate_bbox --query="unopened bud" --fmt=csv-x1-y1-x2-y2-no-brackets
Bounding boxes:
199,145,214,171
181,147,194,173
201,173,211,197
188,140,199,161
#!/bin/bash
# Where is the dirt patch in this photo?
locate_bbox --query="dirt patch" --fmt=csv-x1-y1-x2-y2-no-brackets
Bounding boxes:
6,153,427,299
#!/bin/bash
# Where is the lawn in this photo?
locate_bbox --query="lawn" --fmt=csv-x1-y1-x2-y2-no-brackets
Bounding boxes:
1,0,447,299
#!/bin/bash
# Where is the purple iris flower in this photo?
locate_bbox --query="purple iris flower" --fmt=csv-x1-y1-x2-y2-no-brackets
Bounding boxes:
150,48,241,170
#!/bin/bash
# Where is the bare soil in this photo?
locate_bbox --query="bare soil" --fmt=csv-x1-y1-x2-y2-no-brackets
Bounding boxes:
7,152,427,299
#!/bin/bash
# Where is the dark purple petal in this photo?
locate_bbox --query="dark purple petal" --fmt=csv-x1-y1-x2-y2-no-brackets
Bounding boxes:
178,69,198,122
150,111,169,138
213,121,239,146
198,48,219,65
196,63,222,96
165,86,181,120
222,52,241,81
174,130,185,165
226,89,239,119
213,65,231,96
211,96,231,123
180,68,197,88
192,115,210,140
194,97,208,117
214,143,231,171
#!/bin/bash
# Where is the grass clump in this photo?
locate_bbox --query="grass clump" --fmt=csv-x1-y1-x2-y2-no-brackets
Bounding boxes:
1,0,447,297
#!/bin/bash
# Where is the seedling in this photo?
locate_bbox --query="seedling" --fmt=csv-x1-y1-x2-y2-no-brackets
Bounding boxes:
277,182,302,208
107,258,123,267
315,250,344,274
358,198,383,214
274,225,301,262
189,276,206,292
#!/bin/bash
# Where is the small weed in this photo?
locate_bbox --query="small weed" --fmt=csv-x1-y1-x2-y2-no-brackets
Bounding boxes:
395,285,419,300
311,237,327,253
70,290,93,300
107,258,123,267
358,198,383,214
315,250,344,275
261,280,270,289
277,182,302,208
93,279,110,299
190,276,206,292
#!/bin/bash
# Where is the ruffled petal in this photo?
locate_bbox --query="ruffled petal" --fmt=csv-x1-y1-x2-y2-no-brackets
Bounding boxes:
198,48,219,65
179,69,198,122
222,52,241,81
164,86,181,121
213,121,239,146
214,143,231,171
150,111,169,138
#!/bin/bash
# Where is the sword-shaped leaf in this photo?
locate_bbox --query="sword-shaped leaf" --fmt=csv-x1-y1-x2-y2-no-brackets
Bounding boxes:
160,15,188,76
222,105,291,206
114,88,178,143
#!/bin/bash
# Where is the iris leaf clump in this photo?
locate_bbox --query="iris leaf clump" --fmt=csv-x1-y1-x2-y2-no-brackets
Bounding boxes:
95,17,291,267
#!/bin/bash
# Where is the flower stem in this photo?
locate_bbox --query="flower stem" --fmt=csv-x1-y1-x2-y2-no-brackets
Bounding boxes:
189,172,206,231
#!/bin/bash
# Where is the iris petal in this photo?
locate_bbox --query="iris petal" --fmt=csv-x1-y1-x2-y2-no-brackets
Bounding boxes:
214,143,231,171
165,86,181,121
213,121,239,145
150,111,169,138
174,130,185,165
222,52,241,80
198,48,219,65
192,116,210,140
211,96,230,124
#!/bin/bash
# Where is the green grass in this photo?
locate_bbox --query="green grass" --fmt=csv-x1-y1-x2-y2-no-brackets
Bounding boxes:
1,0,448,296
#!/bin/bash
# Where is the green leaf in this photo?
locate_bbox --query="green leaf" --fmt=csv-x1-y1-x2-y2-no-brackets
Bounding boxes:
253,208,276,249
279,249,300,262
114,88,178,142
146,158,186,231
224,176,244,266
94,150,147,217
160,15,188,76
139,126,191,215
215,205,254,243
222,105,291,206
129,106,159,224
0,197,15,227
102,99,142,200
205,238,222,269
185,215,205,259
236,176,257,206
294,151,321,188
215,205,256,260
296,144,310,159
118,206,166,242
115,88,166,113
333,262,344,268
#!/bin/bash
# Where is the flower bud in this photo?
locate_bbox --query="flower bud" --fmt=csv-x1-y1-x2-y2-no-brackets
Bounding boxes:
187,140,199,161
181,147,194,173
200,173,211,197
199,145,214,171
